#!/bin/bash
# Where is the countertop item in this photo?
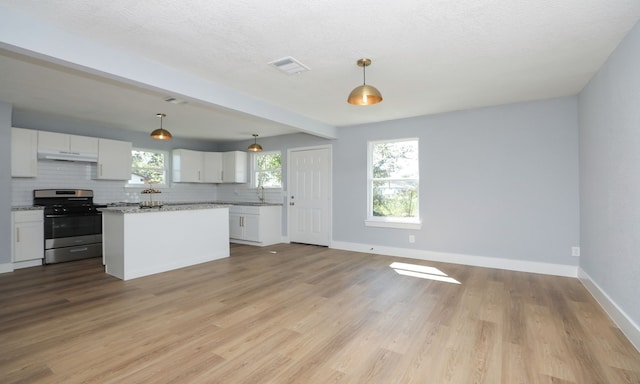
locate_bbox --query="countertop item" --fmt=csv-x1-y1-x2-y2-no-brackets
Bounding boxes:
12,206,45,211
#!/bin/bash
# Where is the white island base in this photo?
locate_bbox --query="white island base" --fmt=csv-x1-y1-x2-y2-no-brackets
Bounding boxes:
101,205,229,280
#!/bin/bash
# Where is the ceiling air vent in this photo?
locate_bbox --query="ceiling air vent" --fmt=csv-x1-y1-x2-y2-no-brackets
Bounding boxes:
164,96,187,105
269,56,310,75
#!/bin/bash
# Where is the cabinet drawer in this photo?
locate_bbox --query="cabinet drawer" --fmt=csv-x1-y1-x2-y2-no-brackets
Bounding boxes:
13,210,44,223
45,243,102,264
229,205,261,215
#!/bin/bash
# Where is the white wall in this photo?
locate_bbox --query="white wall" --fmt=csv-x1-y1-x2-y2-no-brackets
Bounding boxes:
578,21,640,340
333,97,580,273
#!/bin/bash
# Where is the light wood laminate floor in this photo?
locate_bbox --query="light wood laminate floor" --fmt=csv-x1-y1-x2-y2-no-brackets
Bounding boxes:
1,243,639,383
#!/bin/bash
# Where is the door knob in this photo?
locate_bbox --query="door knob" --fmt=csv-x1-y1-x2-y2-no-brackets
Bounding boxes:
289,202,295,206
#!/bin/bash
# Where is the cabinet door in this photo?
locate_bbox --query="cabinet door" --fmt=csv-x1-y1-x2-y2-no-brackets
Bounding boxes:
228,212,244,240
222,151,247,183
37,131,68,152
96,139,132,180
14,222,44,262
11,128,38,177
69,135,98,155
203,152,223,183
242,214,260,242
173,149,204,182
13,212,44,262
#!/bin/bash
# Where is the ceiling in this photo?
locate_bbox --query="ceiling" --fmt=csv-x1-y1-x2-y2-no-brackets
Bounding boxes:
1,1,639,142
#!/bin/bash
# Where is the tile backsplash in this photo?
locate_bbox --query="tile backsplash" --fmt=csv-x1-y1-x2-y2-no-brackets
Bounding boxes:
11,160,284,206
12,160,217,206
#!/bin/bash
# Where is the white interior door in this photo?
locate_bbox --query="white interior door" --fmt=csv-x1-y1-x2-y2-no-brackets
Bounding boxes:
288,146,331,246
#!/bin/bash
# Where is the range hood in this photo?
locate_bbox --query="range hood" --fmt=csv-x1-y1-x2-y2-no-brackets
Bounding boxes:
37,149,98,163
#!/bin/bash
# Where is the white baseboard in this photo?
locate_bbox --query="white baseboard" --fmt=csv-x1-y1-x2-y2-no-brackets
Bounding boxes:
13,259,43,270
0,262,15,274
578,268,640,352
330,241,578,277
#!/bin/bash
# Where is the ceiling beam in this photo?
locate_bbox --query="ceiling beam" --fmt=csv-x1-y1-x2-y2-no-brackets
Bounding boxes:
0,7,337,139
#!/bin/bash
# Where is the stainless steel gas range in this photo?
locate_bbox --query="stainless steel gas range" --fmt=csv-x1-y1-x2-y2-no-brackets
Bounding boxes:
33,189,104,264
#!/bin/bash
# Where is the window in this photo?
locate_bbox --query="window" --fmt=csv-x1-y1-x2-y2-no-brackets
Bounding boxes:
367,138,420,229
129,149,168,186
253,151,282,188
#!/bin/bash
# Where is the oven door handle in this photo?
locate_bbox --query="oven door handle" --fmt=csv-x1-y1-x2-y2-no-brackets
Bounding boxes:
45,214,98,218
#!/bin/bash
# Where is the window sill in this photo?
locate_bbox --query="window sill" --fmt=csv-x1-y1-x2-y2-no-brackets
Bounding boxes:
365,219,422,230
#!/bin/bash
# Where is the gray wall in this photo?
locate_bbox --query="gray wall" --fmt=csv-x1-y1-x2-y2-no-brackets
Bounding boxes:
6,96,581,270
579,21,640,325
0,101,12,265
334,97,580,265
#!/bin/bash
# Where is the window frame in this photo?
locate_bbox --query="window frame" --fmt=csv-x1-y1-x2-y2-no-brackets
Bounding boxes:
365,138,421,230
128,148,169,187
252,150,282,189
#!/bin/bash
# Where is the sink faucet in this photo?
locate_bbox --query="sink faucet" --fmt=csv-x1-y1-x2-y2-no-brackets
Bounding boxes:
257,185,265,203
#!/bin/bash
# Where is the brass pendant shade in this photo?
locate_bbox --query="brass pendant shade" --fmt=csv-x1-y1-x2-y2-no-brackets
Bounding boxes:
347,58,383,106
150,113,172,140
248,134,263,152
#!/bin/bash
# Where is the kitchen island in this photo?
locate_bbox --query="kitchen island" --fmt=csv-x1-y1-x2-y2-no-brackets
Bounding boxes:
99,204,229,280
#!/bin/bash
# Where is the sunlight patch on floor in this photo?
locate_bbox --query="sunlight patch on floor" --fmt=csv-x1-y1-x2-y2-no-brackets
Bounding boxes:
390,262,461,284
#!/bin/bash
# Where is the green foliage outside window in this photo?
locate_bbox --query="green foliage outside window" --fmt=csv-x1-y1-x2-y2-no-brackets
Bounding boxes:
131,149,166,184
371,140,419,218
255,152,282,188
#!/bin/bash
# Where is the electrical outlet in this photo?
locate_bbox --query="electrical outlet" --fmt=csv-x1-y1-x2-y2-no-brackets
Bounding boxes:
409,235,415,243
571,246,580,257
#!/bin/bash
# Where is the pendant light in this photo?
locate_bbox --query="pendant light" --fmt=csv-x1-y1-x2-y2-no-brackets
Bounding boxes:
347,58,383,106
150,113,172,140
248,134,263,152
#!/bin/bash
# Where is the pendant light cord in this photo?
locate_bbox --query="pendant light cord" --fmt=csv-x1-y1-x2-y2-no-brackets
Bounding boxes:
363,64,367,85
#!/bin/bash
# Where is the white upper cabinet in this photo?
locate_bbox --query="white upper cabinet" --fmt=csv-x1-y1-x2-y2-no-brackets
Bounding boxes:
70,135,99,154
222,151,247,183
37,131,67,152
12,129,131,180
173,149,205,183
96,138,132,180
173,150,247,184
11,127,38,178
37,131,98,155
203,152,223,183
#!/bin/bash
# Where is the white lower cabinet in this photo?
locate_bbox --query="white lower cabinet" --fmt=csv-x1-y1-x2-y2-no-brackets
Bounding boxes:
228,205,281,246
12,210,44,268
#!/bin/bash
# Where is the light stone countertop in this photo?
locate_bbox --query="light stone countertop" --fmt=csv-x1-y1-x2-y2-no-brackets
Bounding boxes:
98,203,231,214
12,206,45,211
